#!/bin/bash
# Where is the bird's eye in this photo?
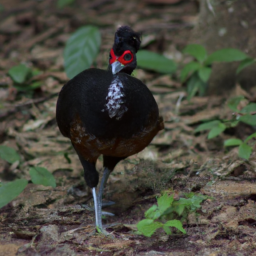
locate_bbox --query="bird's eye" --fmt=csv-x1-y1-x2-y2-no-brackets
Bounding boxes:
109,53,112,60
124,53,132,61
118,50,134,65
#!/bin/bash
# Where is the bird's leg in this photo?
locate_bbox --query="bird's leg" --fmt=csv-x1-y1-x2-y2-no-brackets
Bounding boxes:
98,167,111,203
96,167,111,231
92,187,100,229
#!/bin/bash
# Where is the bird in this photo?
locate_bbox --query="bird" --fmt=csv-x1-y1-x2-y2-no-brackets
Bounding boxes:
56,26,164,232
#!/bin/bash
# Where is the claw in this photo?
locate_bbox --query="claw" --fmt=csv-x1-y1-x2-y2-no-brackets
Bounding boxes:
102,200,115,207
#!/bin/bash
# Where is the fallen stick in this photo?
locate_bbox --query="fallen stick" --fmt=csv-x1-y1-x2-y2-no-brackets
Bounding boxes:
0,92,58,120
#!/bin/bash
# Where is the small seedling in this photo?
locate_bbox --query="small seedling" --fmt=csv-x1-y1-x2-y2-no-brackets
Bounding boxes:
181,44,255,100
137,192,207,237
0,145,56,209
8,64,41,91
57,0,75,8
195,96,256,160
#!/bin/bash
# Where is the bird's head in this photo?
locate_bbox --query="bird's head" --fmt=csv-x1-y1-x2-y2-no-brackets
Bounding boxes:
109,47,137,75
109,26,141,75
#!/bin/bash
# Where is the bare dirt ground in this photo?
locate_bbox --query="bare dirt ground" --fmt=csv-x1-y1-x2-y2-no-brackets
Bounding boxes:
1,0,256,255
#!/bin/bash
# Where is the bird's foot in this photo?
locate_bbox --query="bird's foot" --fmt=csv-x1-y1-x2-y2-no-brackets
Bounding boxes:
102,211,115,216
101,200,115,216
65,224,114,238
102,200,115,207
81,204,115,216
96,226,115,238
67,185,87,198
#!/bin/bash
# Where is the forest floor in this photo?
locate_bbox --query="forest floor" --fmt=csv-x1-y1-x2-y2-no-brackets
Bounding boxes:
1,0,256,255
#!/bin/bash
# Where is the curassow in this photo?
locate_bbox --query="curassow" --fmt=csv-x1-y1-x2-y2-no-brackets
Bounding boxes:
56,26,164,231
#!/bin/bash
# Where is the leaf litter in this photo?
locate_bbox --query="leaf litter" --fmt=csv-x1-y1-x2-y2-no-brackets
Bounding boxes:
1,0,256,255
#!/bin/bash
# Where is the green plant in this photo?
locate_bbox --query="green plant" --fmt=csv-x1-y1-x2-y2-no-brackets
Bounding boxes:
136,50,176,74
0,3,4,12
0,179,28,209
137,192,207,237
29,167,56,188
0,145,20,164
181,44,255,100
64,26,101,79
8,64,41,91
224,135,255,160
0,145,56,209
57,0,75,8
195,96,256,160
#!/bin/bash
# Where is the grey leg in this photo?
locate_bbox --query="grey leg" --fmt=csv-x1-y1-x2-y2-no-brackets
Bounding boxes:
92,187,100,229
96,167,111,230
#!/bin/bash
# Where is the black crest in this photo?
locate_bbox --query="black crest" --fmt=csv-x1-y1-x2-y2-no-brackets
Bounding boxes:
113,26,141,56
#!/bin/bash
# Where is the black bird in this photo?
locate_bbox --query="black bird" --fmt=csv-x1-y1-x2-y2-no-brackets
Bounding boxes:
56,26,164,232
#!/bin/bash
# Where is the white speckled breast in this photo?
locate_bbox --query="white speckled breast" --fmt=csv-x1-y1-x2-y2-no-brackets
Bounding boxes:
102,76,128,120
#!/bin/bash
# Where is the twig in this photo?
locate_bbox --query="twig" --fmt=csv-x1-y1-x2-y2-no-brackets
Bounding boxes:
138,23,194,33
20,23,64,49
88,0,112,8
0,92,58,120
175,92,185,115
206,0,216,16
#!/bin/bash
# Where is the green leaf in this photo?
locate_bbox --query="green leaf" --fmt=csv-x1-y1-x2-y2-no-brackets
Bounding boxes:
188,193,207,211
186,72,207,98
195,120,220,133
57,0,74,8
157,193,174,215
8,64,31,84
29,167,56,188
172,194,207,214
238,143,252,160
29,81,42,90
0,179,28,208
205,49,248,65
173,203,186,216
224,139,242,147
180,62,201,82
198,67,212,82
0,145,20,164
240,103,256,114
137,50,177,74
187,73,204,100
227,96,244,112
239,114,256,126
173,198,191,212
208,123,226,139
183,44,207,63
64,152,71,164
145,205,157,216
137,219,163,237
163,225,172,235
31,68,41,77
0,4,4,12
198,79,207,96
236,58,256,74
245,132,256,143
14,81,42,91
230,120,239,127
145,205,160,220
164,220,186,234
64,26,101,79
